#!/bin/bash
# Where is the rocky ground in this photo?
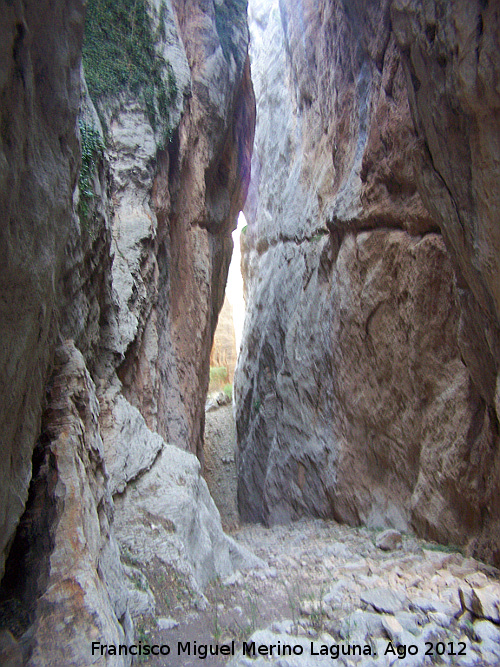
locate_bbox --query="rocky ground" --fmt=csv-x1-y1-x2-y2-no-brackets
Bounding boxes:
131,402,500,666
132,520,500,667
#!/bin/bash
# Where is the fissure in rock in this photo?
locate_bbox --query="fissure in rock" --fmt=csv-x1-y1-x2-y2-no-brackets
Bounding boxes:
1,0,500,664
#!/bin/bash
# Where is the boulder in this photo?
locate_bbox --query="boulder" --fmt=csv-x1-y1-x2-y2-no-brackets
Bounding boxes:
113,438,263,592
376,530,403,552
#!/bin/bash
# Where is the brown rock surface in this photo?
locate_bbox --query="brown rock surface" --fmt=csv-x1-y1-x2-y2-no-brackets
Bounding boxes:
376,529,403,552
0,630,22,667
392,0,500,399
113,2,255,462
391,0,500,561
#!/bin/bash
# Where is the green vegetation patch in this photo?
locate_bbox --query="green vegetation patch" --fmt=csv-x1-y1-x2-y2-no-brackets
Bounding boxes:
83,0,177,132
423,541,464,556
209,366,229,391
214,0,248,67
78,119,104,227
223,383,233,400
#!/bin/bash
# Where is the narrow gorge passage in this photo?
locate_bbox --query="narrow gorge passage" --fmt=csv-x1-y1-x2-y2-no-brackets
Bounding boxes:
1,0,500,665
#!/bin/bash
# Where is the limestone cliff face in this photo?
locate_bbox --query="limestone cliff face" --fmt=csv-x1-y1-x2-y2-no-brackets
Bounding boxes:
390,0,500,563
236,0,500,563
0,0,254,661
392,1,500,405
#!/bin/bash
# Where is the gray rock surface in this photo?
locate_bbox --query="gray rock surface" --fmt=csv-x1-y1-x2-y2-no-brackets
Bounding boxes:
114,440,262,592
473,620,500,659
204,403,240,529
93,0,257,638
110,0,255,464
391,0,500,565
157,617,179,631
460,583,500,624
360,588,407,614
100,388,165,495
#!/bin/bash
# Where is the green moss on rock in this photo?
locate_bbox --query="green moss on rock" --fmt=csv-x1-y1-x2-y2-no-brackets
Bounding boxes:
83,0,177,132
78,119,104,229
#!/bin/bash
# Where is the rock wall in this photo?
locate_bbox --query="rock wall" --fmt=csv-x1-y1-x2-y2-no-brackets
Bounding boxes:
236,0,500,564
0,0,255,661
391,0,500,563
392,0,500,407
